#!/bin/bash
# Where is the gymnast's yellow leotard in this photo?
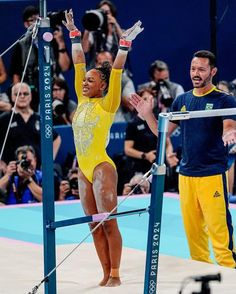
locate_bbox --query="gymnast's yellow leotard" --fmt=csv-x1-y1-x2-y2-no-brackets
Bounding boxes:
72,63,122,183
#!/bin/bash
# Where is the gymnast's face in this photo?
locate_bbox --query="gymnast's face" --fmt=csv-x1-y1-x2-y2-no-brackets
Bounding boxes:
82,69,107,98
190,57,217,88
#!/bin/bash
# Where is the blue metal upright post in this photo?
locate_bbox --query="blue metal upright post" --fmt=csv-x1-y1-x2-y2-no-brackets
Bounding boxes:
144,113,169,294
38,15,57,294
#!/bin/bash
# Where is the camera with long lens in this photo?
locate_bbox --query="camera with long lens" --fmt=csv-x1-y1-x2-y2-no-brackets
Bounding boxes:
82,9,108,32
17,153,31,171
52,99,66,117
47,10,66,30
130,185,143,195
65,177,79,198
152,80,173,108
69,177,78,190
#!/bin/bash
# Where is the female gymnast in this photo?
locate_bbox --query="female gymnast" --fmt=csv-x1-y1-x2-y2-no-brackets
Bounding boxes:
63,9,143,287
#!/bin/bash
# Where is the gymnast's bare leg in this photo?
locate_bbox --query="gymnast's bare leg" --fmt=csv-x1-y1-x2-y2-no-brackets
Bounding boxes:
93,162,122,286
78,163,122,286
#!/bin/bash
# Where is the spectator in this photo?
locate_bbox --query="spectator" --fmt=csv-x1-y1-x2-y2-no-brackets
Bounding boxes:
130,50,236,268
57,167,79,201
0,145,42,204
0,160,7,178
95,50,135,122
217,80,232,94
0,57,7,84
217,80,236,203
9,5,71,112
0,82,61,166
82,0,123,69
52,77,77,125
122,173,150,195
0,57,12,114
124,88,157,181
138,59,184,114
138,60,184,191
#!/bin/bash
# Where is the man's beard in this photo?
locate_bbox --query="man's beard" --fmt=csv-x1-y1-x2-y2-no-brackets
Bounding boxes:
192,73,212,88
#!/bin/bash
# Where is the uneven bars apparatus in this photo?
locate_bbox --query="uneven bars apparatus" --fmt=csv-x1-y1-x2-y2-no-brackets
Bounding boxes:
38,0,56,293
143,108,236,293
37,2,236,293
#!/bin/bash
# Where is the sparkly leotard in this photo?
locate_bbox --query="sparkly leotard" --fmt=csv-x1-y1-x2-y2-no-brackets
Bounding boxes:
72,63,122,183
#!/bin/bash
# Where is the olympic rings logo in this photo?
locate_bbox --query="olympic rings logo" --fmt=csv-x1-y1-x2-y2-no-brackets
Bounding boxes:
45,124,52,139
149,279,156,293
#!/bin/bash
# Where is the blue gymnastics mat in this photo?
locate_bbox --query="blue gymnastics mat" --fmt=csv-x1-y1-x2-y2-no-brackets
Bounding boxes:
0,194,235,260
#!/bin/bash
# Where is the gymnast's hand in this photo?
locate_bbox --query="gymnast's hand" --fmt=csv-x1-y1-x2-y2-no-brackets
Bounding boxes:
121,20,144,41
62,9,79,32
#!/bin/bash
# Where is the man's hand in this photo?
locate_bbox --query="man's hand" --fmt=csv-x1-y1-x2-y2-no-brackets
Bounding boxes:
107,14,117,25
222,130,236,146
5,161,17,177
122,183,132,195
58,180,70,200
145,150,156,163
17,164,34,179
129,93,153,119
166,152,179,168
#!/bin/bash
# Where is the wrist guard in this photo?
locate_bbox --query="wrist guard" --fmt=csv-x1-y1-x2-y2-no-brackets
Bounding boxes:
119,39,132,51
69,30,81,43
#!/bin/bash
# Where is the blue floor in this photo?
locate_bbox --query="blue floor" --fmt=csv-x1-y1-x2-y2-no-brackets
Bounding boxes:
0,196,235,260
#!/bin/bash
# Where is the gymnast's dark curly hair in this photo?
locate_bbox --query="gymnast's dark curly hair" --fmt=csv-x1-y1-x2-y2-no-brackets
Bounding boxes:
95,61,112,92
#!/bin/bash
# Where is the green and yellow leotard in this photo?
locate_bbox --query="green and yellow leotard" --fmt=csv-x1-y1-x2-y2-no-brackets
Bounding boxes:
72,63,122,183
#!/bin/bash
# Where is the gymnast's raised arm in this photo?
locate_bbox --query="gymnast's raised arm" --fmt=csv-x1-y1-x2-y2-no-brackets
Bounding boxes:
63,9,85,65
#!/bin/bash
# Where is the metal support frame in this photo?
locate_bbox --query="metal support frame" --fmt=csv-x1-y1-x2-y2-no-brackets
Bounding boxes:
38,16,57,294
47,208,148,230
143,113,169,294
143,107,236,293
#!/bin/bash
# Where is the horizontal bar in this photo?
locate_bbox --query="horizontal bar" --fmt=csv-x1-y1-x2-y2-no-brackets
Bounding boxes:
168,108,236,121
47,207,149,230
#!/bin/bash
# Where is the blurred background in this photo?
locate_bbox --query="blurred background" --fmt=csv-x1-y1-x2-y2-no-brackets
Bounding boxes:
0,0,236,95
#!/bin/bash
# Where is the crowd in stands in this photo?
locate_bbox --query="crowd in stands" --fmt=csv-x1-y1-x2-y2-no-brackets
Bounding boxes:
0,1,236,205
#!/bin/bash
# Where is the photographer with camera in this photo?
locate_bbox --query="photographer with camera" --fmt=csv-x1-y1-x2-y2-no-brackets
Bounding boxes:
9,5,71,112
58,167,79,201
122,173,150,196
0,82,61,167
52,77,77,125
0,145,42,205
124,87,157,185
81,0,123,69
0,57,12,115
138,59,184,114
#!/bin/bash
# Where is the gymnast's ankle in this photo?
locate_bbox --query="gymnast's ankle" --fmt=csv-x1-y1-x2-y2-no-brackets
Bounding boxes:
105,269,121,287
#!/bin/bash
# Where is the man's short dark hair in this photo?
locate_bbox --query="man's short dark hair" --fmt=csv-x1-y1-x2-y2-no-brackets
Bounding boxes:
149,60,168,79
22,5,39,22
193,50,216,68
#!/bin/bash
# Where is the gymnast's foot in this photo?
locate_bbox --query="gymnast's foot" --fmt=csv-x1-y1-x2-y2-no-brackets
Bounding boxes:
99,274,110,286
105,276,121,287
